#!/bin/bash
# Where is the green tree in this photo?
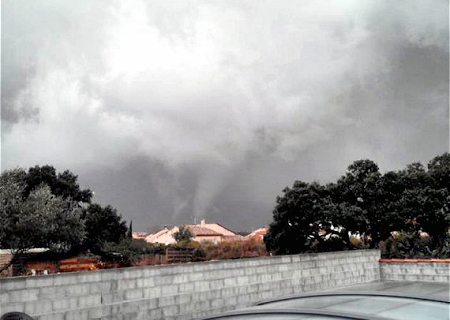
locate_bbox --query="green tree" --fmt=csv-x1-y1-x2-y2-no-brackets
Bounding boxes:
264,181,339,254
127,221,133,239
428,153,450,190
23,165,128,251
397,160,450,247
334,159,386,247
266,155,450,256
173,225,193,243
25,165,93,203
84,203,128,248
0,169,85,273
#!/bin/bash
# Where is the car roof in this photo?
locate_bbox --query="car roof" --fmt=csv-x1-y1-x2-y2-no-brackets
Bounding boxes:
199,290,450,320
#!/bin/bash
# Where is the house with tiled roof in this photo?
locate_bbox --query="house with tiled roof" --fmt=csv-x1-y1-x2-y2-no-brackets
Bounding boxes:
145,219,238,245
193,219,236,236
145,227,175,245
132,232,149,240
245,227,268,242
185,225,223,243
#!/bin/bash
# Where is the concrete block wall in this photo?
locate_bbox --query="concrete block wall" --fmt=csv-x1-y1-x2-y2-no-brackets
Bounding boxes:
380,261,450,283
1,250,380,320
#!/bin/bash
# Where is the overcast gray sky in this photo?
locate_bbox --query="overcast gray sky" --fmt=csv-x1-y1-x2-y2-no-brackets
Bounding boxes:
2,0,448,232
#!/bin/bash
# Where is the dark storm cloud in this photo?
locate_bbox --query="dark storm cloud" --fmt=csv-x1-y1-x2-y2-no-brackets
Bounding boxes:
2,0,448,231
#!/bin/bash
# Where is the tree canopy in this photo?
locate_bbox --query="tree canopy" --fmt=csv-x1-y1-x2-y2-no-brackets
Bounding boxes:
265,153,450,257
84,203,128,247
0,169,85,272
0,165,129,272
24,165,93,203
173,225,193,243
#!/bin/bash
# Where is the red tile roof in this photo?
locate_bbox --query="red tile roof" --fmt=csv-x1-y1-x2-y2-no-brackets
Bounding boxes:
246,227,268,239
187,225,222,236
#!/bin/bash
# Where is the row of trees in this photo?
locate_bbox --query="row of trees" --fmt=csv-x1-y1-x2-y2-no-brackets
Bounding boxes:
264,153,450,257
0,165,128,272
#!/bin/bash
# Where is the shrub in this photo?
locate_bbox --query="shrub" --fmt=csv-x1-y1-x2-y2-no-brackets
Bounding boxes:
200,239,267,260
382,232,450,259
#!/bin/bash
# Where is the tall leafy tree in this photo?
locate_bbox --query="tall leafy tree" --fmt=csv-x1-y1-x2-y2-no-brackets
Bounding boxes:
264,181,335,254
266,154,450,255
428,153,450,190
397,159,450,246
0,169,85,272
334,159,384,246
24,165,129,249
173,225,193,243
84,203,128,248
25,165,93,203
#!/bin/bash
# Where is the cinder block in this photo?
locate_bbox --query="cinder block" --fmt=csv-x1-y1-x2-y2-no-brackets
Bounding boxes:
88,306,104,318
211,298,225,308
433,275,449,283
141,267,157,278
194,300,211,311
10,288,39,302
36,312,64,320
194,281,210,292
54,275,78,286
25,299,52,315
2,303,25,313
0,292,9,304
178,302,195,315
158,295,176,307
175,293,192,305
100,270,117,281
52,297,78,311
223,277,237,287
235,276,249,286
148,308,162,319
39,286,65,299
79,272,102,283
136,277,154,288
119,300,141,314
0,279,26,292
124,288,143,300
122,311,138,320
161,304,179,317
188,272,203,281
143,287,162,299
118,279,136,290
90,281,111,294
161,284,179,296
154,275,174,286
25,277,54,289
78,294,101,308
122,268,143,279
178,282,194,293
436,268,450,275
137,297,158,311
65,308,90,320
66,283,90,296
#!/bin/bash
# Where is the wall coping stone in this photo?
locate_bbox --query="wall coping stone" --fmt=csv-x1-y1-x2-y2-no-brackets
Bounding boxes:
379,258,450,263
1,249,379,281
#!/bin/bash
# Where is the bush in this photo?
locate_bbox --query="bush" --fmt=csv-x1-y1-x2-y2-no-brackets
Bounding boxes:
200,239,267,260
101,239,165,265
382,232,450,259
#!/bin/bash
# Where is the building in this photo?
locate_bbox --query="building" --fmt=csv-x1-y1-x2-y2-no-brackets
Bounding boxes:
131,232,149,240
145,219,239,245
245,227,268,242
